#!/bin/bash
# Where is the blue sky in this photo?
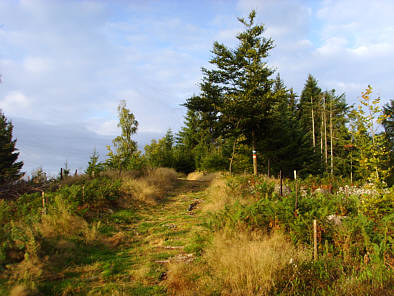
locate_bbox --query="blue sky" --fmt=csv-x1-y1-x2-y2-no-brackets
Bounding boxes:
0,0,393,175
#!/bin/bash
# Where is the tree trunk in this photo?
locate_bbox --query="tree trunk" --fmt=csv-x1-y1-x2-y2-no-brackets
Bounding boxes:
229,121,241,174
323,94,328,169
311,96,316,150
320,96,324,162
229,138,237,174
330,100,334,176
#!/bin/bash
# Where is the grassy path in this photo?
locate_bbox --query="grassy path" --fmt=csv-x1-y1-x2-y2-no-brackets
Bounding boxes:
41,178,210,295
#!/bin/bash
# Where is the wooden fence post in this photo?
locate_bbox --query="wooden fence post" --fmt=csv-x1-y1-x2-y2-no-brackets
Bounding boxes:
253,150,257,176
294,170,298,212
313,219,318,261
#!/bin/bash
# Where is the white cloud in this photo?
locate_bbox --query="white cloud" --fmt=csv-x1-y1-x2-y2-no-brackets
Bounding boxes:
86,119,118,136
0,91,31,117
23,56,52,74
316,37,348,56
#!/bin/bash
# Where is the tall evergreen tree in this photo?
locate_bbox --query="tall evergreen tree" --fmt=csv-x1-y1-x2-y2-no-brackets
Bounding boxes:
382,100,394,185
323,89,350,176
298,74,322,150
261,74,320,177
0,110,23,187
184,10,275,174
382,100,394,147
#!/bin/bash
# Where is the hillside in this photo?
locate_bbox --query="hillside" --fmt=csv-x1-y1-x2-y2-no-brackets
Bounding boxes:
0,169,392,295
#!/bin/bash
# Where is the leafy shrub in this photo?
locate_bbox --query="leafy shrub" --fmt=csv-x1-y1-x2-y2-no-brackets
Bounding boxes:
56,176,121,209
200,151,228,172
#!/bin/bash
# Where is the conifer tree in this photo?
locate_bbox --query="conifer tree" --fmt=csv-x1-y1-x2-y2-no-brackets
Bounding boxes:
382,100,394,185
144,129,175,168
86,149,103,177
185,10,275,174
298,74,322,150
382,100,394,147
261,74,319,177
0,110,23,187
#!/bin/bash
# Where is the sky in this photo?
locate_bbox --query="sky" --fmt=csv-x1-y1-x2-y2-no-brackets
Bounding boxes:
0,0,393,176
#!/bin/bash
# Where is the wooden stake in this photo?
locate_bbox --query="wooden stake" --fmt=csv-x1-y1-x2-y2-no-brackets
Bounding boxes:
294,170,298,211
313,219,318,261
60,168,63,180
42,191,46,214
252,150,257,176
267,159,270,178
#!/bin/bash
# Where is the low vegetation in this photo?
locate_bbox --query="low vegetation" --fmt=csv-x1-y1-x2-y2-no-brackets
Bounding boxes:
167,174,393,296
1,170,391,295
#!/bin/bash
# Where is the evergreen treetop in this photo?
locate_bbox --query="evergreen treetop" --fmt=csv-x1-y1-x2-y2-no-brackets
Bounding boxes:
0,110,24,187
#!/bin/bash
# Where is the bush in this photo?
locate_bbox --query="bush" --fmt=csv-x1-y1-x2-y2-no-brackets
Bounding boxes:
200,151,228,172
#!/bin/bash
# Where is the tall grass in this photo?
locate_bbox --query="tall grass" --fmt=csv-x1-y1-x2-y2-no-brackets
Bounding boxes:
121,167,178,203
167,230,309,295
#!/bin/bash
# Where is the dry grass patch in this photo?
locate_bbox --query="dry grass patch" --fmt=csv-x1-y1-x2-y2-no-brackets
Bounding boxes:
202,174,255,213
167,231,309,296
201,176,230,213
186,172,219,182
103,231,127,248
132,264,151,284
9,285,30,296
121,168,178,203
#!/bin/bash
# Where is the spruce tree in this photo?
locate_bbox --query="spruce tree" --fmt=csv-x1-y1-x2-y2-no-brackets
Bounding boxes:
0,110,23,187
298,74,322,149
184,10,275,174
261,74,319,177
382,100,394,185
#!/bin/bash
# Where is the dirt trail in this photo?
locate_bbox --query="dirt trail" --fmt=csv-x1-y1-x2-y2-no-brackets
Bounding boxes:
92,178,211,295
130,178,210,258
3,178,213,295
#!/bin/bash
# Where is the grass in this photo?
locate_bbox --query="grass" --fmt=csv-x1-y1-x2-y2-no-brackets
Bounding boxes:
1,171,392,295
0,168,211,295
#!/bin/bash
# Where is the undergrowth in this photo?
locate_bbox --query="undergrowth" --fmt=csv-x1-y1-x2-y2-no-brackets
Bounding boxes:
167,174,393,296
0,167,179,295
